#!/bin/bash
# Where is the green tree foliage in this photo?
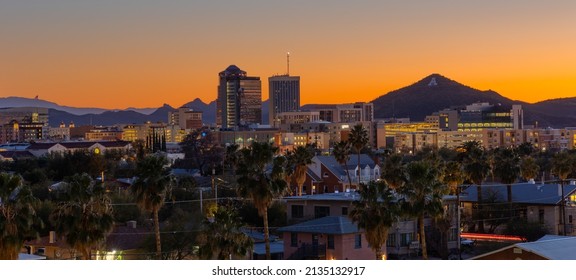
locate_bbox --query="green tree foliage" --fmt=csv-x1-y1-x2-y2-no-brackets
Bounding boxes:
349,181,399,260
459,141,491,233
177,128,224,175
333,140,353,188
50,173,114,260
292,145,315,196
131,155,173,259
236,142,288,260
0,173,40,260
400,160,447,260
198,205,253,260
348,124,369,185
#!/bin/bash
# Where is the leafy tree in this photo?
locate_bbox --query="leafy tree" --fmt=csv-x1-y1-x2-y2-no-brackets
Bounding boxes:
50,173,114,260
348,124,369,185
400,160,447,260
333,140,353,188
0,173,40,260
236,142,288,260
178,128,223,176
131,155,173,259
198,205,253,260
142,207,201,260
349,181,399,260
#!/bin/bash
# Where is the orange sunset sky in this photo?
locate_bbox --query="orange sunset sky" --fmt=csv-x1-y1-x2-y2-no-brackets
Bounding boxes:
1,1,575,109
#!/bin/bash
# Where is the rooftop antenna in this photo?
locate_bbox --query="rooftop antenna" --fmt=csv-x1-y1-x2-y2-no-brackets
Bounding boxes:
286,51,290,76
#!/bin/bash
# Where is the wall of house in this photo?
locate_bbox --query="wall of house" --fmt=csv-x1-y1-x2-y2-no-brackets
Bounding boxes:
287,199,353,222
474,247,547,260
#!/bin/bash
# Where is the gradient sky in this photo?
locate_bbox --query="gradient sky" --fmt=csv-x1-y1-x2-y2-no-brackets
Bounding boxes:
1,1,575,109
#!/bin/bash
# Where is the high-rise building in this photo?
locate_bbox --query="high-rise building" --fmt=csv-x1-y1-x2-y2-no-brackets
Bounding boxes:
269,75,300,125
216,65,262,129
168,107,203,130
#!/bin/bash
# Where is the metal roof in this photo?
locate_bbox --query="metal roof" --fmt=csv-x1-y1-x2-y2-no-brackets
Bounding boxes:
459,182,576,205
277,216,361,235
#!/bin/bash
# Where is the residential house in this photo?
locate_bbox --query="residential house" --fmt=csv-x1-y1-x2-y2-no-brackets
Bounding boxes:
278,215,375,260
459,182,576,236
284,192,459,259
298,154,380,194
472,235,576,260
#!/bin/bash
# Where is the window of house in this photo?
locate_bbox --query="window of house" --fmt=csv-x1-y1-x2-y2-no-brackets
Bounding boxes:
539,209,545,224
314,206,330,218
341,207,348,216
291,205,304,219
291,233,298,247
400,233,414,246
354,234,362,249
323,172,329,178
570,215,573,224
327,235,335,249
386,233,396,247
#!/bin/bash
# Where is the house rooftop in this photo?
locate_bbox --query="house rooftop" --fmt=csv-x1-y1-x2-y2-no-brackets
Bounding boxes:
460,182,576,205
278,216,361,235
472,235,576,260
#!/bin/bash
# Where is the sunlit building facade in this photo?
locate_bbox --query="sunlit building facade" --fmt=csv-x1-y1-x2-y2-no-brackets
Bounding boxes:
217,65,262,129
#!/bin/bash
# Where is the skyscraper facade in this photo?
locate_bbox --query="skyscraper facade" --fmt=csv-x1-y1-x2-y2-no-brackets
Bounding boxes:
269,75,301,126
217,65,262,129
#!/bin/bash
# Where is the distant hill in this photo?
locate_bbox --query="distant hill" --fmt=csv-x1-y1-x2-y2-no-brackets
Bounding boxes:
0,96,158,115
48,104,175,126
370,74,576,128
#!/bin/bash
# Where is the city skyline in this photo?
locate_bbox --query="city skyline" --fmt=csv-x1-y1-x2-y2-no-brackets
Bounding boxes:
1,1,575,109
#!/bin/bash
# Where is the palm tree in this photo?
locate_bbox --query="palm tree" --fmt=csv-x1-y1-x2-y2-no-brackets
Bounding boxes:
198,205,253,260
224,144,240,183
131,155,173,259
550,151,575,235
382,154,406,190
236,142,288,260
293,145,315,196
0,173,39,260
442,161,464,196
348,124,369,185
50,173,114,260
493,148,521,204
520,156,540,183
400,160,447,260
349,180,399,260
459,141,491,233
281,150,296,195
333,140,353,189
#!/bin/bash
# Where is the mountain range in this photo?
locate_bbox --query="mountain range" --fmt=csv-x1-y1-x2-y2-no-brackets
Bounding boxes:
369,74,576,128
1,74,575,128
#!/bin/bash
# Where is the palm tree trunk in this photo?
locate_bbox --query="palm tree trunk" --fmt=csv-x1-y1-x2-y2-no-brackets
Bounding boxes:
263,209,271,260
419,215,428,260
154,209,162,260
357,152,361,186
477,183,484,233
508,184,513,218
345,167,352,191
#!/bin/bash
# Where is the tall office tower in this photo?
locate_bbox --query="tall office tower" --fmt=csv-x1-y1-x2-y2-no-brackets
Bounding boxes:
216,65,262,129
269,75,300,126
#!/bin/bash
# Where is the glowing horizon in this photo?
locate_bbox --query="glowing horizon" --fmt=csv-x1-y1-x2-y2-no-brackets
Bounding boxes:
1,1,575,109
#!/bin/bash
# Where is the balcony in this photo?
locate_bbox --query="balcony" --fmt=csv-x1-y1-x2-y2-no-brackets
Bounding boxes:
288,243,327,260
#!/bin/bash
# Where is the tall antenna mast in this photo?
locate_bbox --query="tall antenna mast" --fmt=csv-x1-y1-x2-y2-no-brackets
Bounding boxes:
286,51,290,76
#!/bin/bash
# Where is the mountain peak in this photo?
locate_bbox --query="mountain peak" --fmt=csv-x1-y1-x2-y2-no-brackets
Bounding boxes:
370,74,513,121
